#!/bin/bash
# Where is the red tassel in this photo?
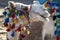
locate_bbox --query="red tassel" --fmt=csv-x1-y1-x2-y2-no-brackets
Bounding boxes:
6,29,10,32
4,23,8,27
16,24,22,32
20,34,25,38
17,26,21,32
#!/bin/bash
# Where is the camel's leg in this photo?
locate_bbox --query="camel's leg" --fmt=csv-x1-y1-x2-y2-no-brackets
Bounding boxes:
42,30,46,40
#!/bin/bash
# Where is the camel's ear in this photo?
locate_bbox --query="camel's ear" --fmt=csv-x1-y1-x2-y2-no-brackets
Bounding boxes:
8,1,16,9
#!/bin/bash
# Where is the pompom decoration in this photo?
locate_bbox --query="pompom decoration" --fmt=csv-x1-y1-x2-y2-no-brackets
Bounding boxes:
52,8,56,13
8,13,11,17
56,9,60,12
11,13,15,18
50,2,56,7
56,3,59,7
11,31,15,37
6,29,11,32
56,36,60,40
13,18,18,24
4,23,8,27
55,29,60,36
5,18,9,23
19,11,24,16
10,24,15,29
3,11,7,15
20,34,25,38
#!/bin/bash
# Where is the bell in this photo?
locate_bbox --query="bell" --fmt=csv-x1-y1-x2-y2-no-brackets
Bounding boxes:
27,30,30,35
5,18,9,23
23,27,26,31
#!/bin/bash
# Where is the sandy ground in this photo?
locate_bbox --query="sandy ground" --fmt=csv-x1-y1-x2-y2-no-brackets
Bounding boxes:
0,9,55,40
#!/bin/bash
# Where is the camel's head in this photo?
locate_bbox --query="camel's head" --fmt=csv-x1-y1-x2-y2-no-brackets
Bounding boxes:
8,1,16,9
